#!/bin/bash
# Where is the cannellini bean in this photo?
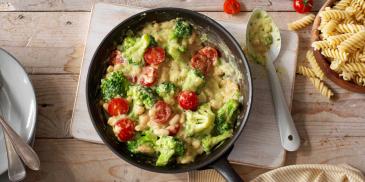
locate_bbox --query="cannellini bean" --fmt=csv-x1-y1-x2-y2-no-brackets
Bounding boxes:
134,105,145,115
107,65,114,73
192,139,201,149
102,103,109,111
169,115,180,125
135,114,149,131
154,128,169,137
113,63,122,71
179,114,185,124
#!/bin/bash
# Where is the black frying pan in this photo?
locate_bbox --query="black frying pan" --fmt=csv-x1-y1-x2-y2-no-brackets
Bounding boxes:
86,8,253,182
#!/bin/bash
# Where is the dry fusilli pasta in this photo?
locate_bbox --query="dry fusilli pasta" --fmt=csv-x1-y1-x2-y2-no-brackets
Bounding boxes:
312,40,336,50
321,48,349,60
288,14,315,31
320,10,352,21
334,0,352,10
297,66,317,78
327,33,353,45
338,31,365,53
307,50,325,80
309,78,334,99
336,24,365,33
341,62,365,72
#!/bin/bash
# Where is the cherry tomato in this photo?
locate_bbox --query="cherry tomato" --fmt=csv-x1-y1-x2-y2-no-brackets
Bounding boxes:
115,118,135,142
293,0,313,14
177,91,199,111
190,53,212,75
110,50,123,65
144,47,166,65
139,66,158,87
153,101,172,124
168,123,181,136
199,46,219,63
107,98,129,116
224,0,241,15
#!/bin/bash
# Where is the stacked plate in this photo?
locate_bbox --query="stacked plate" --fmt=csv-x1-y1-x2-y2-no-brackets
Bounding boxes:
0,48,37,176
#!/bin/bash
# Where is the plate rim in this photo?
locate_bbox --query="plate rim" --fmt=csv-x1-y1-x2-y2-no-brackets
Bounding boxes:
0,47,38,175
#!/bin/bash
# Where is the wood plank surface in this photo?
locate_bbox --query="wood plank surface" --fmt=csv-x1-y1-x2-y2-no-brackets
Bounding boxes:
0,11,313,74
0,0,326,12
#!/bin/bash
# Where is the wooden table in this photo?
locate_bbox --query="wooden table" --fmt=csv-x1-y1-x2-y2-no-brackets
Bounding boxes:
1,0,365,181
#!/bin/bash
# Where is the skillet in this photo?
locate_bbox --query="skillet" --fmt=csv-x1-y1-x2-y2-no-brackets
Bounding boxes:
86,8,253,182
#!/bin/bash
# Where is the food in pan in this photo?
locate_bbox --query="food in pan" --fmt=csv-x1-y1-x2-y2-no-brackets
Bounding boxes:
99,18,243,166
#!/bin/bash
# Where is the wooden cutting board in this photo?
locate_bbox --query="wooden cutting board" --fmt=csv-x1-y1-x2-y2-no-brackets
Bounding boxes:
70,3,299,168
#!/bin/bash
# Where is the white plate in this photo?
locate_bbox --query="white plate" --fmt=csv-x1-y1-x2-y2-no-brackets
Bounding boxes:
0,48,37,175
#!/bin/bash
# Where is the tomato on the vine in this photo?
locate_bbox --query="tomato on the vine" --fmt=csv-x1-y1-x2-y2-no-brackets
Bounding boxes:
115,118,135,142
144,47,166,65
153,101,172,124
293,0,313,14
177,91,199,111
224,0,241,15
107,98,129,116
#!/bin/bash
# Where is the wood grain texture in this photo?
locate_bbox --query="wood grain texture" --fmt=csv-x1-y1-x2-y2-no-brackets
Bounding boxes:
31,74,78,138
0,11,314,75
0,12,90,74
0,0,326,12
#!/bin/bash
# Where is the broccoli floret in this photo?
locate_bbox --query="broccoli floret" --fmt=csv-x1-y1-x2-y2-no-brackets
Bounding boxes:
182,69,205,92
185,103,215,136
149,35,157,47
215,99,239,135
202,131,233,154
155,136,185,166
128,85,157,109
167,38,187,62
172,19,192,39
155,82,177,104
120,36,137,51
122,34,151,65
127,130,158,155
101,71,129,101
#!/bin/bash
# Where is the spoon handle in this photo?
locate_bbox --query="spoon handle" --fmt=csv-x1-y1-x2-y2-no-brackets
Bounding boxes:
266,61,301,151
4,132,26,182
0,116,40,170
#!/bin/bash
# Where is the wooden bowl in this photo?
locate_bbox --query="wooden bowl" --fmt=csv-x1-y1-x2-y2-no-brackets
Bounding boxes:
311,0,365,93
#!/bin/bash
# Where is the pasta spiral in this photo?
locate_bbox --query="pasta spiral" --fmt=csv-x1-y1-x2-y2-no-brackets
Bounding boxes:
340,71,354,80
327,33,353,45
330,59,345,72
320,10,352,21
307,50,325,80
336,24,365,33
321,20,338,35
297,66,317,78
312,40,336,50
334,0,352,10
288,14,315,31
309,78,334,99
354,76,365,86
338,31,365,53
341,62,365,72
321,48,349,60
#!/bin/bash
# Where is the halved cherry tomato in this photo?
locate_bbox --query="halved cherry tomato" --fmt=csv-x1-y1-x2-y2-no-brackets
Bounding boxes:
153,101,172,124
144,47,166,65
168,123,181,136
139,66,158,87
110,50,123,65
190,53,212,75
224,0,241,15
293,0,313,14
115,118,135,142
107,98,129,116
177,91,199,111
199,46,219,64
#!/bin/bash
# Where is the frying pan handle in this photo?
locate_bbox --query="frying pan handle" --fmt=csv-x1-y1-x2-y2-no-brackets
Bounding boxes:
208,149,243,182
